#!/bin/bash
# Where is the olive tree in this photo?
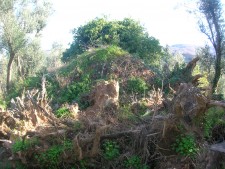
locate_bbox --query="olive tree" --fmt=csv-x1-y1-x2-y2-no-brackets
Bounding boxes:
0,0,52,91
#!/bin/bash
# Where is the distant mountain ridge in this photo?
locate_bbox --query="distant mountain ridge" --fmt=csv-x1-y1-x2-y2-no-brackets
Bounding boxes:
170,44,200,62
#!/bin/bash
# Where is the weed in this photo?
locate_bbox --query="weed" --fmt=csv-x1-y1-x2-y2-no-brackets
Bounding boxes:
102,140,120,160
173,134,199,157
37,145,63,168
12,138,39,153
124,155,149,169
55,107,70,118
36,140,73,168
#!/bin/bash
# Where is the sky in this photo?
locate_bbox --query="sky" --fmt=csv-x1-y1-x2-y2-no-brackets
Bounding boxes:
41,0,214,50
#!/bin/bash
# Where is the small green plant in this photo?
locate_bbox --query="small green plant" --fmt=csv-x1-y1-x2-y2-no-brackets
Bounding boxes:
102,140,120,160
173,134,199,157
204,107,225,138
37,145,63,168
55,107,70,118
36,140,73,168
127,77,148,94
118,104,138,122
12,138,39,153
124,155,149,169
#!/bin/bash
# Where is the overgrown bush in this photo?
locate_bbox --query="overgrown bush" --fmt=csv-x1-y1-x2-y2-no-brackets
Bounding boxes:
62,17,162,63
56,46,127,106
126,77,148,94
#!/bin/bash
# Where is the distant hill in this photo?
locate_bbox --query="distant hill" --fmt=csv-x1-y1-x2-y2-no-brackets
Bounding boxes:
170,44,200,62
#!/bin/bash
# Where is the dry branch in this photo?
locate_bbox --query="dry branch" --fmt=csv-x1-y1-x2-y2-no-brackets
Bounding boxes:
208,100,225,109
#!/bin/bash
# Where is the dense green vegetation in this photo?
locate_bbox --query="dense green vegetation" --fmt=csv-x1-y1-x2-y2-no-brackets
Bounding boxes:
62,17,162,65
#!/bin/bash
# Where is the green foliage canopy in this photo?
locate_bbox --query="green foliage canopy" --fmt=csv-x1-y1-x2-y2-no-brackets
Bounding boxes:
62,17,162,65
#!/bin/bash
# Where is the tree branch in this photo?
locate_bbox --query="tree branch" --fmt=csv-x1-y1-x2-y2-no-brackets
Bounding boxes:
208,100,225,109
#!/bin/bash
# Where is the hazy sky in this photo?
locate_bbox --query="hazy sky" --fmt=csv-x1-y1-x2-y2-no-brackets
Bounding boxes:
41,0,217,50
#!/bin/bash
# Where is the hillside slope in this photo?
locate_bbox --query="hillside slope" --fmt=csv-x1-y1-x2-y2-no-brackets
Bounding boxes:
0,45,225,169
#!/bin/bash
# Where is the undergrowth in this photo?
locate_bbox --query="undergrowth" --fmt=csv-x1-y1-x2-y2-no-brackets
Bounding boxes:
12,138,39,153
127,77,149,94
36,140,73,168
172,134,199,158
204,107,225,139
102,140,120,160
124,155,149,169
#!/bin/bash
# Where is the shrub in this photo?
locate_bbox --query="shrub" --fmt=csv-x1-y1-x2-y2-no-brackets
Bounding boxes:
173,134,199,157
60,74,91,104
126,77,148,94
55,107,70,118
102,140,120,160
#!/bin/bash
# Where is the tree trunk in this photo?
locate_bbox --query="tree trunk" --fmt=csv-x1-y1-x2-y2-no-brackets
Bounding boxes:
212,50,222,93
6,52,15,92
15,56,24,80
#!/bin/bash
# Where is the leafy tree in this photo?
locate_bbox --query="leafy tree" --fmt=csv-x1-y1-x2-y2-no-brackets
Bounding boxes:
196,44,215,75
0,0,52,91
197,0,225,93
62,17,162,65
